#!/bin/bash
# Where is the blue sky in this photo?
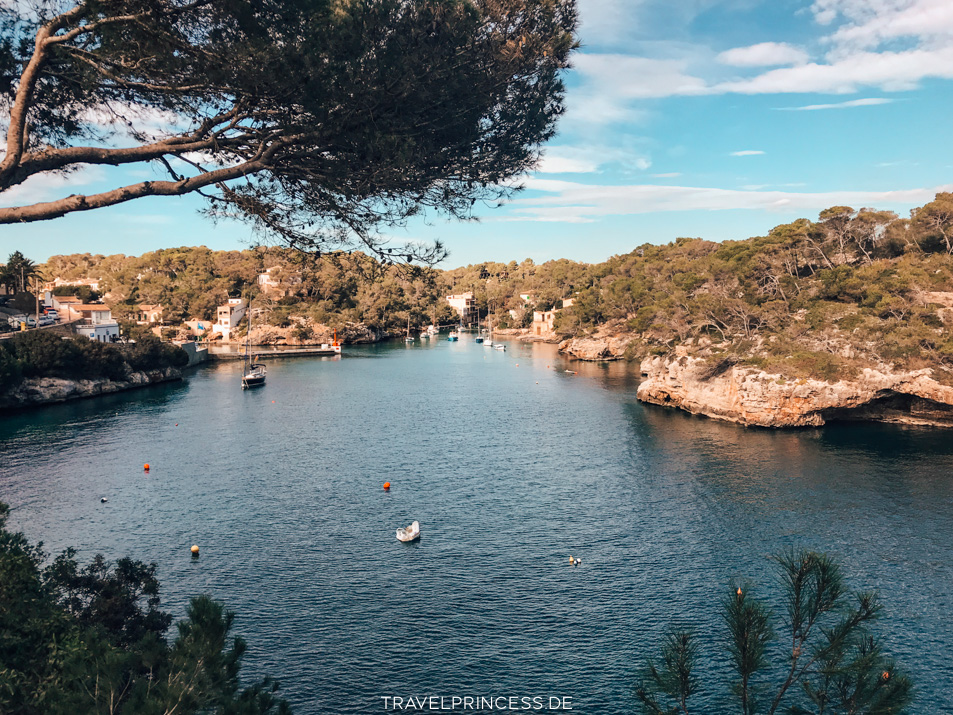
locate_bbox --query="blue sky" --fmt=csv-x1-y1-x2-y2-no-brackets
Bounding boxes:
4,0,953,268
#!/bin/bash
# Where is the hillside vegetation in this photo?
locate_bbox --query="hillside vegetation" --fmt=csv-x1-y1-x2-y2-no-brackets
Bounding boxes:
29,194,953,384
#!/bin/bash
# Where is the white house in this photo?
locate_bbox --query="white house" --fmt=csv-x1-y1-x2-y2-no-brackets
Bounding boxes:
446,292,475,321
214,298,246,341
71,304,120,342
257,266,302,297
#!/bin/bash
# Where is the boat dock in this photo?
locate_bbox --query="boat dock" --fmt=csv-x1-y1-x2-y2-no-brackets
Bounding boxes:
208,347,341,361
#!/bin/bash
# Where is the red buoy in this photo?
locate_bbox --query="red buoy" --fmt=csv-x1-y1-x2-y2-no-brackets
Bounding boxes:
383,482,391,490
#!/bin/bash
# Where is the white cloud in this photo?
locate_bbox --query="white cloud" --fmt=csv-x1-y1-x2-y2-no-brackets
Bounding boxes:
537,155,601,174
509,178,951,223
574,54,708,99
0,167,106,207
717,42,809,67
651,172,682,178
777,97,894,110
730,150,765,156
535,145,653,174
815,0,953,52
712,46,953,94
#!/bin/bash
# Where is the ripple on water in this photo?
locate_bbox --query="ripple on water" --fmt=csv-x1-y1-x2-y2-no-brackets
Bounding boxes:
2,341,953,713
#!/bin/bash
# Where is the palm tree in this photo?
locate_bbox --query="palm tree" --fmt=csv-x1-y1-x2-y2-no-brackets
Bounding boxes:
5,251,39,293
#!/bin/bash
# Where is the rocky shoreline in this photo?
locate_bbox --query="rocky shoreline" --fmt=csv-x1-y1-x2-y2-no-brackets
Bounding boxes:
558,334,633,361
637,355,953,428
0,368,183,411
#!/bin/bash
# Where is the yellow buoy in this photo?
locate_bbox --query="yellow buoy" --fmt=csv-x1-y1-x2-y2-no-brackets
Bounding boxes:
569,555,575,565
190,544,200,556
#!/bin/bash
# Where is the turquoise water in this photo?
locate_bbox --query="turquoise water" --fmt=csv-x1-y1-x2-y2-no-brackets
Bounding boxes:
2,338,953,713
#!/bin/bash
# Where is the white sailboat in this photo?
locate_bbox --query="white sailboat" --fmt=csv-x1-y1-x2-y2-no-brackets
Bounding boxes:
241,302,266,389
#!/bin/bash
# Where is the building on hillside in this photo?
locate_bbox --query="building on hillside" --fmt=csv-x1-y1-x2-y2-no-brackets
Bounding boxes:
532,309,558,338
50,295,82,314
47,277,101,293
257,266,303,297
184,319,212,336
445,292,475,322
214,298,246,341
136,304,165,324
519,293,535,304
70,304,120,342
531,298,574,339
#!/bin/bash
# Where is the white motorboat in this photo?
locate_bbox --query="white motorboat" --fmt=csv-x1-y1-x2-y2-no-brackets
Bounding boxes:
396,520,420,542
493,343,505,351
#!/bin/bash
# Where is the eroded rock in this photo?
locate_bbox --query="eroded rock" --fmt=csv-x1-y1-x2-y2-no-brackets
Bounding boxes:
637,356,953,428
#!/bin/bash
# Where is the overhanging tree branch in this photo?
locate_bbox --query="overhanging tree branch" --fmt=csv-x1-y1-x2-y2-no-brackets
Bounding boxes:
0,0,579,262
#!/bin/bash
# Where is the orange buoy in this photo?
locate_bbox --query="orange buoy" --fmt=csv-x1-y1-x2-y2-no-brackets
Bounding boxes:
882,671,890,680
272,400,275,403
190,544,199,556
383,482,391,490
175,423,178,426
737,587,743,597
144,463,150,471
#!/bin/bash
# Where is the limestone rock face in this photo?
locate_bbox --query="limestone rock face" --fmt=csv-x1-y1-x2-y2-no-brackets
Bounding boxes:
559,335,633,361
339,322,388,344
0,368,182,410
637,356,953,428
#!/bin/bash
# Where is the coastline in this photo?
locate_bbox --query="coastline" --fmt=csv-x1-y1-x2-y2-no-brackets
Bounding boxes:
0,368,183,412
637,355,953,428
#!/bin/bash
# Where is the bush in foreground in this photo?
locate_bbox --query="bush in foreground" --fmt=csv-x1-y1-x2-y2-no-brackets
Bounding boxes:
0,502,290,714
637,549,912,715
0,332,189,393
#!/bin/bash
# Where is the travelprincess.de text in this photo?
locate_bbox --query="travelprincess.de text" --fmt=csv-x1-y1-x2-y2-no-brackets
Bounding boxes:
380,696,573,711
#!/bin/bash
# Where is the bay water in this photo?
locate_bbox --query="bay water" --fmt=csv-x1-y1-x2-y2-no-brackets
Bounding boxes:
2,338,952,713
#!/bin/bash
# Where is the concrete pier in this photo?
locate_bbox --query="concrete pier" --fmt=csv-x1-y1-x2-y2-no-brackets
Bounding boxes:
208,347,341,360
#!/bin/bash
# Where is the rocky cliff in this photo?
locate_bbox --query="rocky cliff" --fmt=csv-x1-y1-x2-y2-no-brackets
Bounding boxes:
558,334,633,361
637,356,953,428
0,368,182,411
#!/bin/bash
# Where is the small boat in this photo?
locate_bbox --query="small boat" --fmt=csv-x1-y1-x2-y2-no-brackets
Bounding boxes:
493,343,505,351
241,301,266,389
242,362,266,388
475,336,483,344
396,520,420,542
448,331,459,342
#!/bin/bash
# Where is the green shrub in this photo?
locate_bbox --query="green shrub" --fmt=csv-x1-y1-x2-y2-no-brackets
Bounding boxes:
127,334,189,371
0,345,23,392
6,331,82,378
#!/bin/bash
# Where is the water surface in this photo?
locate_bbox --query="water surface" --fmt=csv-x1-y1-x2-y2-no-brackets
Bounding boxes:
2,338,952,713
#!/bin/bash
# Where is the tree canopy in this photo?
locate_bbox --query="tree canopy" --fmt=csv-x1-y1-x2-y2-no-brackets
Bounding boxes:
0,501,290,714
0,0,577,261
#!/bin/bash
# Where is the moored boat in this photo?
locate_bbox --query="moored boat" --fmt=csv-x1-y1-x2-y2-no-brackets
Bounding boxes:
396,520,420,542
242,363,266,388
241,301,266,389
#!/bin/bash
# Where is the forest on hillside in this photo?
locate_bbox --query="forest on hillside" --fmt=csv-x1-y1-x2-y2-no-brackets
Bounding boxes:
23,193,953,384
